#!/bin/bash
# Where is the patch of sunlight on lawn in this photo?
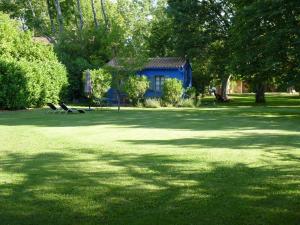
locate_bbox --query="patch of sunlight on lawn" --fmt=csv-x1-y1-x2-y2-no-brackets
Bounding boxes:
0,101,300,225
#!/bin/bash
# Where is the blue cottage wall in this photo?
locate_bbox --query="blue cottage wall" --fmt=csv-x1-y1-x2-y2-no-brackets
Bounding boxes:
139,68,181,97
138,65,192,98
106,62,192,99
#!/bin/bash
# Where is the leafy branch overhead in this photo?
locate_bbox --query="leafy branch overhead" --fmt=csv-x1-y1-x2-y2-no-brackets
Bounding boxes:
0,0,299,104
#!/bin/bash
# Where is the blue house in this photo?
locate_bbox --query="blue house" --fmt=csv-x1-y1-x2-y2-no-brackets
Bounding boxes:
107,57,192,99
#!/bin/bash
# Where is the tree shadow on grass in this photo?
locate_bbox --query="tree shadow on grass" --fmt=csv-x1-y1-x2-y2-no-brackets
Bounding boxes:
0,150,299,225
122,133,300,150
0,107,300,133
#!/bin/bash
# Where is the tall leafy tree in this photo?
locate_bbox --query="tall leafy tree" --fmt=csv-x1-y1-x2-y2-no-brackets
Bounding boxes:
53,0,64,33
46,0,56,34
230,0,300,103
99,0,108,30
0,0,167,100
76,0,84,31
91,0,99,29
147,0,174,57
167,0,234,99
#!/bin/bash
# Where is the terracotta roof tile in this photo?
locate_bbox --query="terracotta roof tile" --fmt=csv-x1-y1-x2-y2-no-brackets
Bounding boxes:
107,57,187,69
145,57,187,69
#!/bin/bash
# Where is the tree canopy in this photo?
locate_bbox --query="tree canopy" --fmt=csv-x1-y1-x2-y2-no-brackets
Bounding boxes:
0,12,68,109
230,0,300,102
0,0,299,103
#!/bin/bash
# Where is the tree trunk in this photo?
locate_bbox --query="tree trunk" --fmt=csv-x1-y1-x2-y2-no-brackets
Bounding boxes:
255,82,266,103
116,90,121,112
27,0,36,17
73,4,80,31
46,0,56,34
76,0,84,31
99,0,108,30
221,74,231,100
53,0,64,33
91,0,99,29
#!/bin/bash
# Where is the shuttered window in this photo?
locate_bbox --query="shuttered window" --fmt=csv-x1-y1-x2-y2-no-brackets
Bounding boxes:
155,76,165,92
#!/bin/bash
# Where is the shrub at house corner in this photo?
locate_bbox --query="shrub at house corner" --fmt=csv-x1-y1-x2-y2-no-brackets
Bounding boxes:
163,78,183,106
124,75,150,106
0,13,68,110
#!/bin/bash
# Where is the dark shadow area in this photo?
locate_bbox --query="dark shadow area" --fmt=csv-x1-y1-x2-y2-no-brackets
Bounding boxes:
122,133,300,150
0,106,300,134
0,150,299,225
202,94,300,107
1,96,300,224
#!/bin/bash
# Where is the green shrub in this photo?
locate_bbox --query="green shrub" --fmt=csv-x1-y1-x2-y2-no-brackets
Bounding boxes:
83,69,112,100
185,87,197,99
66,57,91,99
0,58,68,109
178,98,195,108
136,101,144,108
0,59,28,109
54,26,112,100
124,75,150,105
163,102,174,108
0,13,68,109
195,96,202,107
144,98,161,108
0,13,60,62
162,78,183,105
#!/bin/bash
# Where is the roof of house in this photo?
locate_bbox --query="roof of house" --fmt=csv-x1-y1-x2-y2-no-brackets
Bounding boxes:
107,57,188,69
144,57,187,69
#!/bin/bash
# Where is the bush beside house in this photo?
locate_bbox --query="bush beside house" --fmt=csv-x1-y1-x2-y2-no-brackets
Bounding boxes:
124,75,150,106
144,98,161,108
178,98,195,108
162,78,183,106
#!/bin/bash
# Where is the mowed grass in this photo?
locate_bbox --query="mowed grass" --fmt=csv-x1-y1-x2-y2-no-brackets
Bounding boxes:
0,94,300,225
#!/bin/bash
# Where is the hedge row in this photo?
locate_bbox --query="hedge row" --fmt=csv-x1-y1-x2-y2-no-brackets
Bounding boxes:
0,13,68,110
0,58,68,109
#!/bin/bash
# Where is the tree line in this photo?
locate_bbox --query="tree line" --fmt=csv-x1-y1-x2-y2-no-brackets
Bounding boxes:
0,0,299,103
153,0,300,103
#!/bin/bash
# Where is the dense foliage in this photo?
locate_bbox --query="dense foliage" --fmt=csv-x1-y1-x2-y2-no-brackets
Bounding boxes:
185,87,197,99
165,0,233,99
83,68,112,99
0,0,299,104
0,59,67,109
0,13,68,109
124,75,149,105
230,0,300,103
144,98,161,108
0,0,159,100
162,78,183,105
178,98,195,108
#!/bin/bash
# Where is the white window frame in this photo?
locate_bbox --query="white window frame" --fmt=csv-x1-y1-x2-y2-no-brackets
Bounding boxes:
155,76,165,92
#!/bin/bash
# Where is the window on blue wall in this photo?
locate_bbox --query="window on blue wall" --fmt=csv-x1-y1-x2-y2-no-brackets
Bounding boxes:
155,76,165,92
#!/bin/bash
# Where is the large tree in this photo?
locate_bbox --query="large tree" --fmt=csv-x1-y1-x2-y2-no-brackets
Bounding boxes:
147,0,174,57
91,0,99,29
99,0,108,30
76,0,84,31
230,0,300,103
167,0,234,99
53,0,64,33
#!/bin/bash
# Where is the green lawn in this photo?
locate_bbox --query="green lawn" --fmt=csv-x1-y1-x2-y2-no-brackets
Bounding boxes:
0,95,300,225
